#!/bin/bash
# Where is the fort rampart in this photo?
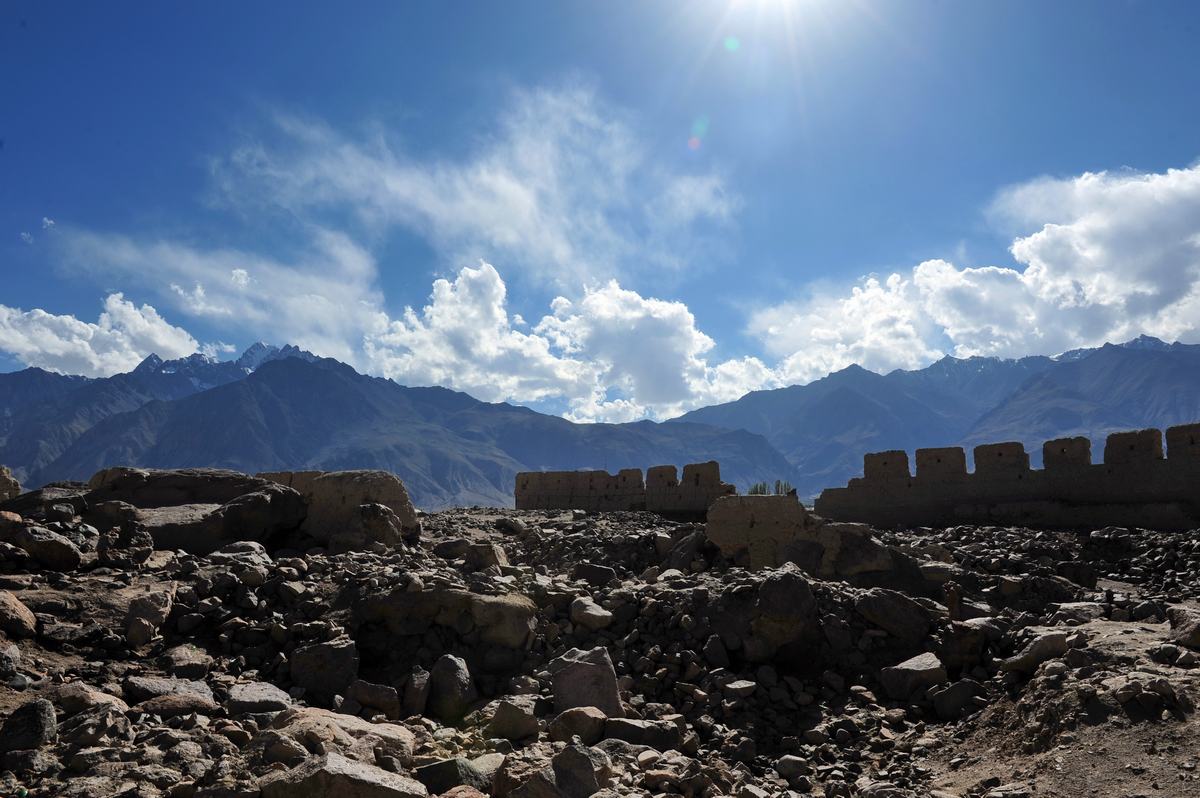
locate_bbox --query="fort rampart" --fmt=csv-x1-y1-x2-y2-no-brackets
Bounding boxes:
514,460,735,516
814,423,1200,530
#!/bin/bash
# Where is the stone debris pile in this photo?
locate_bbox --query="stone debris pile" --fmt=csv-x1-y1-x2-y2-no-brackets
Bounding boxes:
0,466,1198,797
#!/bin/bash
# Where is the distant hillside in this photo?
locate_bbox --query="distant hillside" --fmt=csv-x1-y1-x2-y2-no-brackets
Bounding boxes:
677,338,1200,496
23,357,798,509
0,344,315,483
7,336,1197,507
962,342,1200,456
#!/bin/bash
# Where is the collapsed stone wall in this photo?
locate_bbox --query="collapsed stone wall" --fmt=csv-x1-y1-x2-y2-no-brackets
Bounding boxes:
0,465,21,502
514,460,734,516
259,469,421,551
814,423,1200,530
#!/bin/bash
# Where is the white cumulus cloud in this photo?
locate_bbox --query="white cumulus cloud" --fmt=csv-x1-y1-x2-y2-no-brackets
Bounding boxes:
536,280,776,420
0,294,198,377
364,262,776,421
363,262,596,405
752,163,1200,382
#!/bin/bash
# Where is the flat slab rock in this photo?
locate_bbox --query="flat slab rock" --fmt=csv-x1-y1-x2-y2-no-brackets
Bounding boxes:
259,751,428,798
226,681,293,713
123,675,214,704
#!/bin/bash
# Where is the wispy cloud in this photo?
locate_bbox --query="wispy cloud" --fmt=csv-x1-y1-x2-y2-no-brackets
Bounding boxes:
209,83,739,287
60,226,383,366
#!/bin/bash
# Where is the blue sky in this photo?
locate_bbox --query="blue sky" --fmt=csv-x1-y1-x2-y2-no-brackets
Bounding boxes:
3,1,1200,420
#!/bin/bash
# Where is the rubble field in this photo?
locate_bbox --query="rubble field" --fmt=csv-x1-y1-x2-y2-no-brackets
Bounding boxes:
2,487,1200,797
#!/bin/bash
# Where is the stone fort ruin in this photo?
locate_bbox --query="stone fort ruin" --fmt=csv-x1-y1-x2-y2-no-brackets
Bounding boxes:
814,423,1200,530
514,460,735,516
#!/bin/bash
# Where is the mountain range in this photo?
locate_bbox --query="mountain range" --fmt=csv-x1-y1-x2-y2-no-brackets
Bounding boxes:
677,335,1200,496
2,336,1197,507
0,345,795,508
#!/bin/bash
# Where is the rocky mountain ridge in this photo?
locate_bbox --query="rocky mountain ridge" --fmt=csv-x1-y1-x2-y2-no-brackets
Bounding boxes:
677,337,1200,496
4,338,1199,506
0,354,796,509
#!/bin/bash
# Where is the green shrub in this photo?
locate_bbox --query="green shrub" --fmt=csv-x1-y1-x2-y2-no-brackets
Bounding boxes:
747,480,795,496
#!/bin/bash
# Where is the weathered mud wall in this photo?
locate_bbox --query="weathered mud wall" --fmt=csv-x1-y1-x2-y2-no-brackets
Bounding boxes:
514,460,734,516
814,423,1200,531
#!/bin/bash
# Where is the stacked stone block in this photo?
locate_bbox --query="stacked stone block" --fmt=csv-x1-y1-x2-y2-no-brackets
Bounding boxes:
814,423,1200,531
515,460,735,516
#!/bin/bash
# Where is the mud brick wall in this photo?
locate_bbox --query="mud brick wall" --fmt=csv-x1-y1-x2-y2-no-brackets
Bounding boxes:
514,460,735,516
814,423,1200,531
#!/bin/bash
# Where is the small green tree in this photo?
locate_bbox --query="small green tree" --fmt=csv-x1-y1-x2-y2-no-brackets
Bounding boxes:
748,480,794,495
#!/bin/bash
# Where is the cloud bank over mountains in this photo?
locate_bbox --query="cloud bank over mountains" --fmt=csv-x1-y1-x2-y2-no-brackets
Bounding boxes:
752,165,1200,384
4,83,1200,420
0,294,197,377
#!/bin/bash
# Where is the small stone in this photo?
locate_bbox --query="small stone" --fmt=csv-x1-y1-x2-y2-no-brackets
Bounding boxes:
570,596,613,631
161,643,213,679
549,706,608,745
347,679,402,720
414,757,489,794
0,699,57,753
879,652,948,700
488,697,539,741
428,654,477,723
724,679,757,698
0,589,37,638
226,681,293,714
290,636,360,701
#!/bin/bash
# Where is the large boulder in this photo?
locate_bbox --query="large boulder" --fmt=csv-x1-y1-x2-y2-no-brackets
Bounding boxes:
749,563,820,653
358,587,537,650
414,758,490,794
83,468,306,555
264,706,417,765
0,484,86,519
87,467,273,506
226,681,292,714
259,470,420,551
855,588,931,644
9,525,82,570
1000,631,1069,674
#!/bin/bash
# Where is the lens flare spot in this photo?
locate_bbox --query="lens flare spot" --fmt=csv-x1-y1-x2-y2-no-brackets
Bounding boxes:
723,35,740,52
691,116,710,138
687,136,702,151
